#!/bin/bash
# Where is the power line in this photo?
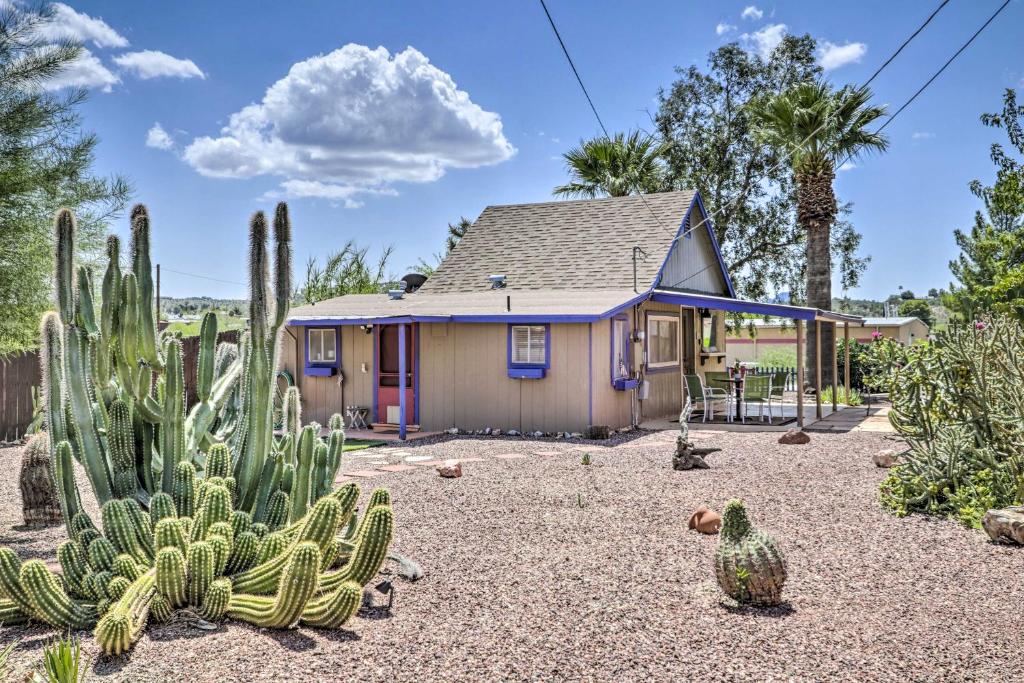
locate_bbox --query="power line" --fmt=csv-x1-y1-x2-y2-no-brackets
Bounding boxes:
539,0,608,137
160,267,246,287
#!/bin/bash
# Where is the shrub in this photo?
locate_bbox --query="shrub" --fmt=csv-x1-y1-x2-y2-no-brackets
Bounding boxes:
819,386,863,406
870,315,1024,527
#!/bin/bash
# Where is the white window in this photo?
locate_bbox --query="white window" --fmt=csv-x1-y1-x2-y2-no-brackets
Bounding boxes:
308,328,336,364
647,315,679,369
612,318,630,379
511,325,547,365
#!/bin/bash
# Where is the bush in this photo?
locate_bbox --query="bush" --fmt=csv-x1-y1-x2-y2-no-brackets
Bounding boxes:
868,315,1024,527
819,386,863,406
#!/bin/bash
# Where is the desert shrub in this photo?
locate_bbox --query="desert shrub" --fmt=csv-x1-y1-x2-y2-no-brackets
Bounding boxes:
870,315,1024,526
819,386,863,406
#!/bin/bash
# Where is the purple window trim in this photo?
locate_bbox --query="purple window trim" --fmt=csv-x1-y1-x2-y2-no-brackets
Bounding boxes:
644,311,680,375
609,314,632,387
303,326,340,376
507,323,551,370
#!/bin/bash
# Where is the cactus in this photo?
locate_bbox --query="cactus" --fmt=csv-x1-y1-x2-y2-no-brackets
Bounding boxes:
0,599,30,626
155,518,188,555
173,461,197,518
227,541,320,629
107,400,138,498
187,542,215,608
226,531,260,574
58,541,90,596
207,443,232,479
113,554,142,583
199,577,232,621
155,547,186,607
320,505,393,592
19,559,96,629
150,492,177,526
301,580,362,629
254,532,289,566
264,490,289,530
87,537,117,572
20,432,62,529
101,500,150,566
94,569,156,656
714,500,787,607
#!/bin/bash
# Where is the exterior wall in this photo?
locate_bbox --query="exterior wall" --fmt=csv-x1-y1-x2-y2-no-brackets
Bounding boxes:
725,321,930,365
657,202,729,294
283,325,374,427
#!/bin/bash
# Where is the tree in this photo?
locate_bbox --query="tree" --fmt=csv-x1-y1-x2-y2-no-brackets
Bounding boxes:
751,80,887,386
553,130,668,198
656,37,869,304
298,242,395,305
945,89,1024,321
927,288,939,299
897,299,934,327
446,217,472,253
0,4,131,356
899,289,915,300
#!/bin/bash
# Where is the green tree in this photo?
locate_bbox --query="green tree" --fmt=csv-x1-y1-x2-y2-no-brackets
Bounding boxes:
446,216,472,253
656,37,869,303
751,80,887,385
298,242,395,305
553,130,668,199
897,299,934,327
945,89,1024,321
0,4,131,356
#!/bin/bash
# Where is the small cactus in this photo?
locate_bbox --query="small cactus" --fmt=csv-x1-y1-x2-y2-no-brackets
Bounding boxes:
714,500,787,607
19,432,62,529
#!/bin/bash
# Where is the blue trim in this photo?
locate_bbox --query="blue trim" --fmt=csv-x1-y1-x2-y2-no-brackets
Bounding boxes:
587,323,593,426
507,323,551,371
609,314,632,388
692,192,737,298
650,290,818,321
371,325,378,423
303,326,340,377
413,324,420,424
508,367,546,380
613,378,640,391
644,311,680,374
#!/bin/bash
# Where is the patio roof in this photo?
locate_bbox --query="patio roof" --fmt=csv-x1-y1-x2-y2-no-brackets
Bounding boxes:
649,289,864,323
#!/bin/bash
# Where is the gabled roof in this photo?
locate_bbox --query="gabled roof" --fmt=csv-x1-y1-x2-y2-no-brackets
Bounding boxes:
419,190,698,294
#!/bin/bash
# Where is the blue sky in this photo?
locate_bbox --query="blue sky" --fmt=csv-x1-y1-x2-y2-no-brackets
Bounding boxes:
49,0,1024,301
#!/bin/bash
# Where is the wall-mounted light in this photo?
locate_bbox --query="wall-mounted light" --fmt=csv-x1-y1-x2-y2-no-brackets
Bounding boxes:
360,324,374,335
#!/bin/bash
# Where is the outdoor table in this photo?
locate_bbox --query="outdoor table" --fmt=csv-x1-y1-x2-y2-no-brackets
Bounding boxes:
711,376,745,422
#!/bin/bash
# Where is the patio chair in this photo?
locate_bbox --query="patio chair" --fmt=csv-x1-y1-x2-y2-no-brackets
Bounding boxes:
684,374,731,422
740,375,771,423
766,371,788,423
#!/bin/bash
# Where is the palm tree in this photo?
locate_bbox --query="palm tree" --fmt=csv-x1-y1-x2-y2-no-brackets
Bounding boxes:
752,81,888,386
553,130,669,198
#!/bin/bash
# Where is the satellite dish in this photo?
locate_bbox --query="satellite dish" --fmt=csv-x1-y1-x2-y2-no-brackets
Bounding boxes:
400,273,428,293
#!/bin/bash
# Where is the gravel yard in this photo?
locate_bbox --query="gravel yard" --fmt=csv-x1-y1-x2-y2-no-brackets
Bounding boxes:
1,427,1022,682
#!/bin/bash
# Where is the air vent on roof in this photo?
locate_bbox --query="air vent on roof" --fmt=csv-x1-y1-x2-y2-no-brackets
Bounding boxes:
387,289,405,300
400,272,427,293
488,274,507,289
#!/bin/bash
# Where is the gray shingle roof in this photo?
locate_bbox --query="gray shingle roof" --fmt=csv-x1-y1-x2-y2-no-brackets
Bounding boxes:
419,190,697,294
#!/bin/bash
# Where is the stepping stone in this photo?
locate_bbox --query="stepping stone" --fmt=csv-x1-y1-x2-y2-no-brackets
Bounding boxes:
344,470,384,478
412,459,446,467
405,455,434,462
377,464,417,473
459,457,487,463
534,451,561,457
388,451,411,458
495,454,528,460
493,452,525,458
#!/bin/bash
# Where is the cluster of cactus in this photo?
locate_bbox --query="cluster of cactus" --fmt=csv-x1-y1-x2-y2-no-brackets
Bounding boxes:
872,315,1024,526
713,500,787,607
0,479,393,654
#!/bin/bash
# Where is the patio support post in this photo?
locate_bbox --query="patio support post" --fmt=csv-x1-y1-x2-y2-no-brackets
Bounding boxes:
815,320,822,420
831,321,839,413
398,323,407,441
795,319,805,429
844,322,851,404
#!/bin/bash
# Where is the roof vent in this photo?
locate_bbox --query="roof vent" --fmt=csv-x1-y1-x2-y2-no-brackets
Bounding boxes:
387,289,405,300
400,272,428,293
488,274,507,289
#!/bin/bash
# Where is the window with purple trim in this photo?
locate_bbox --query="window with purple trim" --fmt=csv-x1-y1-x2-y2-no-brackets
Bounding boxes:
308,328,337,364
646,314,679,369
510,325,547,366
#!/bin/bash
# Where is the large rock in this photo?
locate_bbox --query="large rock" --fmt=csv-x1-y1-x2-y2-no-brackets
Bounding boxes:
778,429,810,445
872,448,901,468
437,459,462,478
688,505,721,534
982,507,1024,545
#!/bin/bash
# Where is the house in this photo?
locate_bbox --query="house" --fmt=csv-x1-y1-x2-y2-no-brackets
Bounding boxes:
726,316,930,366
281,190,862,438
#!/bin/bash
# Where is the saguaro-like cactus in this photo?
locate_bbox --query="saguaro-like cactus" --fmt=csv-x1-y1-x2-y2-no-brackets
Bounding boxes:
714,500,787,607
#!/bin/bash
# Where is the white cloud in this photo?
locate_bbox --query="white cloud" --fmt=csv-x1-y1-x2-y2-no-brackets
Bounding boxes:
182,44,516,202
716,22,736,36
267,180,399,208
42,48,119,92
818,41,867,71
146,122,174,150
37,3,128,48
741,23,787,58
113,50,205,80
838,161,857,172
741,5,764,20
912,131,935,140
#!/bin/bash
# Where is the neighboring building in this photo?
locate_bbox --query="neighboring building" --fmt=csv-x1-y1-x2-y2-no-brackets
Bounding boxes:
281,190,861,437
726,316,930,365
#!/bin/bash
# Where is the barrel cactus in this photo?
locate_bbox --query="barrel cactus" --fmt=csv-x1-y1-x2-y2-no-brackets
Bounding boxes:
19,432,62,528
714,500,787,606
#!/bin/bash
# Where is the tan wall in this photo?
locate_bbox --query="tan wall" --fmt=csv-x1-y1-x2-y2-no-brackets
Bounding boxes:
283,326,374,427
725,320,930,365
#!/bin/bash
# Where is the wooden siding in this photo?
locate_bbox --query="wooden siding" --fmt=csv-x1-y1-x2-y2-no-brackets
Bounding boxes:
285,326,373,427
657,203,729,295
589,318,632,430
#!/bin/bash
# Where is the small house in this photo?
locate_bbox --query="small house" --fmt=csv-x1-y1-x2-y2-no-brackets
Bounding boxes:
281,190,861,438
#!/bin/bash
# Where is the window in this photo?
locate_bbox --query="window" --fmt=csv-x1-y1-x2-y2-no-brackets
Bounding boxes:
701,310,724,352
308,328,337,364
611,317,630,380
509,325,548,366
646,314,679,369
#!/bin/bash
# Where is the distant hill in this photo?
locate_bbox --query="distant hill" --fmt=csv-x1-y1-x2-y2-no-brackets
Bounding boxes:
159,296,248,336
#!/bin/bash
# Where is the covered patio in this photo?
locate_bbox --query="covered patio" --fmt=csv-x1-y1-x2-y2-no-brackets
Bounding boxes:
649,289,865,430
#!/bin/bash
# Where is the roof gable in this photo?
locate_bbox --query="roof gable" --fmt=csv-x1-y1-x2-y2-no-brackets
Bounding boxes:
655,194,733,296
418,190,701,294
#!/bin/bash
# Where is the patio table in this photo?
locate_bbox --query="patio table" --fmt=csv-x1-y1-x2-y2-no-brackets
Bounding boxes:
710,376,744,422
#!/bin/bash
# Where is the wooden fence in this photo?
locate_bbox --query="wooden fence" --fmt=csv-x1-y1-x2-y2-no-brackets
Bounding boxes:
0,330,241,442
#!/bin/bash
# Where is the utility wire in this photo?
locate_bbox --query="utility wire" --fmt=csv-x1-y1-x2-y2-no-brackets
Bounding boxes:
160,267,246,287
671,0,1010,291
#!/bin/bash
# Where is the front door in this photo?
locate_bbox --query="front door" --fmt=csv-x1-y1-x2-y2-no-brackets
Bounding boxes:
376,324,416,424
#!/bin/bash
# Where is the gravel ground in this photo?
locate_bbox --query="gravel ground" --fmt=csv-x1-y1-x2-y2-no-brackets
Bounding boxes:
1,427,1022,682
